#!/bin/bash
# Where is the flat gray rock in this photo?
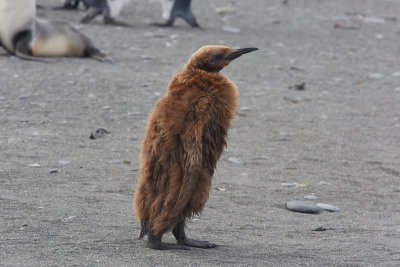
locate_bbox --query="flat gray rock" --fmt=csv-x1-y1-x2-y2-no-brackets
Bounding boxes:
316,203,340,212
286,200,320,214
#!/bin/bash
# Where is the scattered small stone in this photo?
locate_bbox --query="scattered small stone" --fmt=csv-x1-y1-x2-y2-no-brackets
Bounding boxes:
279,132,295,137
293,182,307,188
222,25,241,34
0,96,5,101
228,157,244,164
215,187,226,191
239,106,250,111
288,82,305,90
90,128,110,139
286,200,320,214
362,17,385,24
123,160,131,165
191,218,200,222
18,95,29,100
304,195,318,200
374,34,384,39
316,203,340,212
28,163,40,167
319,181,331,186
140,55,155,60
216,6,236,15
283,96,300,103
50,170,59,174
62,216,76,221
281,182,295,187
313,226,334,231
368,73,385,79
58,160,70,165
393,72,400,76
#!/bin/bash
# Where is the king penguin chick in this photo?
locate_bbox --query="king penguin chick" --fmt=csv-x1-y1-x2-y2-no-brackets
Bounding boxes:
134,45,258,250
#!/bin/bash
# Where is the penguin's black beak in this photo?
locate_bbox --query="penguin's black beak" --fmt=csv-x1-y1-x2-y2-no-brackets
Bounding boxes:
225,47,258,61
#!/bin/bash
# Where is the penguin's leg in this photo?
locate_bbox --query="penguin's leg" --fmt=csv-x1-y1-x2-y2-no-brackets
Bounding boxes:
80,7,102,23
103,16,132,27
172,223,217,248
174,8,200,28
147,229,190,250
151,18,175,27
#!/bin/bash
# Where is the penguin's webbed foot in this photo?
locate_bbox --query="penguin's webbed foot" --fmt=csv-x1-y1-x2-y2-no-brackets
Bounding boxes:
151,19,174,27
147,240,190,250
147,229,190,250
103,17,132,27
172,223,217,249
178,238,217,248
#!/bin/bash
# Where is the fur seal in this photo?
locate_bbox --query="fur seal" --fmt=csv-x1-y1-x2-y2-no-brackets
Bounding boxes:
134,45,258,250
155,0,199,28
0,0,108,61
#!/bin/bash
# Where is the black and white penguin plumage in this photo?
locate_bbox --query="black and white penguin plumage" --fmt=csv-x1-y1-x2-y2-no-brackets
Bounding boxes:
157,0,199,28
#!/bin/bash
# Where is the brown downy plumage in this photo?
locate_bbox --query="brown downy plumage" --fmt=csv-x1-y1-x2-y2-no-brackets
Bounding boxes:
134,45,258,250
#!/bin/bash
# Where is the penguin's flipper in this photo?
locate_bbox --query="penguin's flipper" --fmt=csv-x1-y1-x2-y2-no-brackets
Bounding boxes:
172,97,213,218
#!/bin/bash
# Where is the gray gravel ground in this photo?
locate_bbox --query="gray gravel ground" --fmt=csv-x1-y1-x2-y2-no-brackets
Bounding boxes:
1,0,400,266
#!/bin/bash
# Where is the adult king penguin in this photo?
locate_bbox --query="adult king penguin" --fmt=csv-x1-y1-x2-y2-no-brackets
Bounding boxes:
134,45,258,250
156,0,200,28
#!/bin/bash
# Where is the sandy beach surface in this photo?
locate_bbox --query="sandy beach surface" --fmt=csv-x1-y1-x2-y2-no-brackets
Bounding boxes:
1,0,399,266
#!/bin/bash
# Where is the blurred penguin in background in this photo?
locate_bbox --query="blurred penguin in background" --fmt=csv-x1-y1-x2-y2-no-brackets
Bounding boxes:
56,0,131,26
155,0,199,28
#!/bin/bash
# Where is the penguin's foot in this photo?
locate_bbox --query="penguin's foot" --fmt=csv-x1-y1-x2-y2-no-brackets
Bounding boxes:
104,17,132,27
172,223,217,249
147,230,190,250
151,19,174,27
147,240,190,250
178,238,217,248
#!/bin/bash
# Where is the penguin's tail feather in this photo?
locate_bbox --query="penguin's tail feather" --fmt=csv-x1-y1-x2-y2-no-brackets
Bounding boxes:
139,220,149,239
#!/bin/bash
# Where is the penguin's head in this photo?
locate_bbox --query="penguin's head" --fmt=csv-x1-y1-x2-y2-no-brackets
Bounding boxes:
186,45,258,73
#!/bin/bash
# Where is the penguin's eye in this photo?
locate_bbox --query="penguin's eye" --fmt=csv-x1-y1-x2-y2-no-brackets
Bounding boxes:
210,52,225,64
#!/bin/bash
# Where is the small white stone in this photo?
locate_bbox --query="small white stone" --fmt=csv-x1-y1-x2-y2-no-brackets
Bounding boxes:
228,157,244,164
368,73,385,79
28,164,40,167
316,203,340,212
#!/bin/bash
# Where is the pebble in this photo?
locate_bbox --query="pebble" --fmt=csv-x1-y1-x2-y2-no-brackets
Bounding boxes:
316,203,340,212
58,160,70,165
222,25,241,34
362,17,385,24
228,157,244,164
286,200,320,214
368,73,385,79
216,6,236,15
28,164,40,167
279,132,295,137
393,72,400,76
304,195,318,200
0,96,5,101
281,182,295,187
